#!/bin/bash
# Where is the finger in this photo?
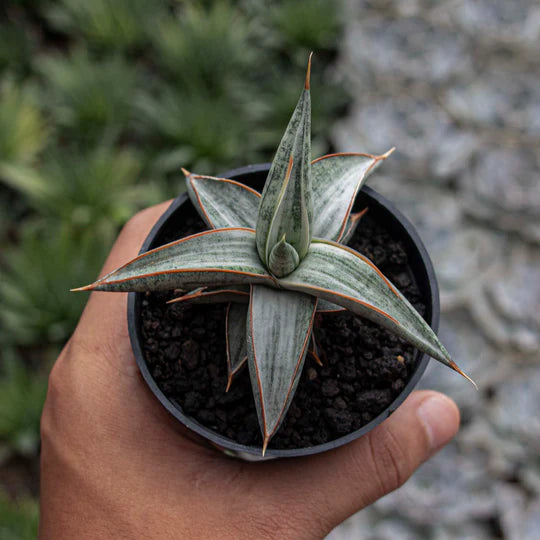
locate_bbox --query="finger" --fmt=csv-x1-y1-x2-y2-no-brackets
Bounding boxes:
99,201,175,276
75,201,173,345
62,200,192,433
254,391,459,537
67,201,174,389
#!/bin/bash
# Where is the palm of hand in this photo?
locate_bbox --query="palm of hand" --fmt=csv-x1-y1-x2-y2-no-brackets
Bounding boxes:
39,202,459,539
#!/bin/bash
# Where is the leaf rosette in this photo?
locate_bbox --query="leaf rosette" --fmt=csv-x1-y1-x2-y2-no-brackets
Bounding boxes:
74,55,474,454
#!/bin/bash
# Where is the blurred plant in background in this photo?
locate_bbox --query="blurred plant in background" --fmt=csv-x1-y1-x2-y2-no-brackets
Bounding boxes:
36,49,140,144
0,0,347,521
0,488,39,540
0,349,47,458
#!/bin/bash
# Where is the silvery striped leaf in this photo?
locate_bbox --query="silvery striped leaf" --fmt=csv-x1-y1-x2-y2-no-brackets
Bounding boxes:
182,173,257,392
169,284,343,313
340,208,368,246
247,285,317,454
184,170,260,229
225,302,248,392
167,286,250,305
279,239,473,383
317,299,345,313
308,332,323,366
311,150,394,242
256,55,312,266
72,228,275,292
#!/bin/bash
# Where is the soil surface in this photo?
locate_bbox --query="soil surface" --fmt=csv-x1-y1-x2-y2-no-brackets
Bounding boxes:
140,206,426,450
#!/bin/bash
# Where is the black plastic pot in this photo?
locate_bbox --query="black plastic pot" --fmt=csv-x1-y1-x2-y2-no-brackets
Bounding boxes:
128,164,439,460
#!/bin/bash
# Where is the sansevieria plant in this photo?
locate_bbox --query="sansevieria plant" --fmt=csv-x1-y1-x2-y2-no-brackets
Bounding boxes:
74,55,474,454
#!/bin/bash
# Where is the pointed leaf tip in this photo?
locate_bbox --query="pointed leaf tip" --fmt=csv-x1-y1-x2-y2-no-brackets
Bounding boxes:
449,360,478,389
70,284,93,292
305,52,313,90
247,287,316,450
181,167,191,177
262,436,269,456
380,147,396,160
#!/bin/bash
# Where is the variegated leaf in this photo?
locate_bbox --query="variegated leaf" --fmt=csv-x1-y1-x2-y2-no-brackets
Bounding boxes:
311,150,394,242
279,239,474,384
167,286,250,305
340,208,368,246
247,285,317,454
256,55,312,266
184,170,260,229
308,332,323,366
317,299,345,313
72,228,275,292
169,284,343,313
225,303,248,391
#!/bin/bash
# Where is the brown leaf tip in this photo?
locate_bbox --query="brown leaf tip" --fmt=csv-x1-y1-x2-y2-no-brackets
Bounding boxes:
351,207,369,223
380,147,396,160
70,284,94,292
262,435,270,457
305,52,313,90
181,167,191,177
449,360,478,390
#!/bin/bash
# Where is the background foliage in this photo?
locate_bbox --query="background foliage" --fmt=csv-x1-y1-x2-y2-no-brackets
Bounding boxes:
0,0,347,526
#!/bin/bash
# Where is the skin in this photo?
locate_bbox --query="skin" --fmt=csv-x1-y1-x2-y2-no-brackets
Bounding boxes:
39,202,460,539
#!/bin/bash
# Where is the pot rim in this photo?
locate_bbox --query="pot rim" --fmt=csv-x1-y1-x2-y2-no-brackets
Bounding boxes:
128,163,439,459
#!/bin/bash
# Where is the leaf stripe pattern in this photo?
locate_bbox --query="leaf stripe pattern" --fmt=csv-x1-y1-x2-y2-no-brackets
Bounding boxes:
311,150,394,242
256,55,312,264
184,170,260,229
247,285,317,455
226,303,249,392
280,240,452,365
72,228,275,292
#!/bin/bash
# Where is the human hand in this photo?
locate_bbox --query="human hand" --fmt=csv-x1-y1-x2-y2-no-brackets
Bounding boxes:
39,202,460,539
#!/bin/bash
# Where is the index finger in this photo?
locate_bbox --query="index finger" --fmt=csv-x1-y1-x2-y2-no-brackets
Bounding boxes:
73,201,173,367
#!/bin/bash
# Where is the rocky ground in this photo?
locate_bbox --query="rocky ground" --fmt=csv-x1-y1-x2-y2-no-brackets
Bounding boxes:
328,1,540,538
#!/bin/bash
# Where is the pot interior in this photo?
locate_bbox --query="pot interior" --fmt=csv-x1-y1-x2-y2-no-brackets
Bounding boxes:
128,165,437,458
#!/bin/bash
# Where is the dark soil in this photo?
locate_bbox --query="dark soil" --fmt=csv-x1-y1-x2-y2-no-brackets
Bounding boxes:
140,207,426,451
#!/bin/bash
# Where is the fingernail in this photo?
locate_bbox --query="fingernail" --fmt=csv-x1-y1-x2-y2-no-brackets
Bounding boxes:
417,394,459,453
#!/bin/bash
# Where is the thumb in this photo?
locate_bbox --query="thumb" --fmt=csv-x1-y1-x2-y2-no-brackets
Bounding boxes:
254,390,459,538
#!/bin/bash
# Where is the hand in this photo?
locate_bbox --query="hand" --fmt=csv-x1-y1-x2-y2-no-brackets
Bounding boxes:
39,202,460,539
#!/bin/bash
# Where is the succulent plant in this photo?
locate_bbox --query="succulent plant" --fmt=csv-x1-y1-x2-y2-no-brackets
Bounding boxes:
74,55,474,454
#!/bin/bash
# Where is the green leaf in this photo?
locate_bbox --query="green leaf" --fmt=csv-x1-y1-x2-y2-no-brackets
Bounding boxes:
256,55,313,266
184,169,260,229
72,228,275,293
247,285,317,454
225,303,248,392
280,239,471,382
311,150,394,242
